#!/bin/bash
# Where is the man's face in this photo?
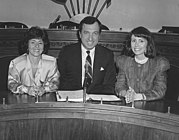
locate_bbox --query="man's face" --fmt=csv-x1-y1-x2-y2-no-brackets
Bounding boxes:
79,22,100,50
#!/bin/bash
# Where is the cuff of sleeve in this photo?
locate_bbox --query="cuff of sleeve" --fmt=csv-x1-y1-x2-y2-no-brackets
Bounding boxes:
142,94,146,100
119,90,127,97
135,94,146,101
14,85,28,94
44,86,50,92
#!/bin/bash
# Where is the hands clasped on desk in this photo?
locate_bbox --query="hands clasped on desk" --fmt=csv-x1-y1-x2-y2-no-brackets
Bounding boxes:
115,26,170,102
124,87,145,104
25,85,45,97
7,26,60,97
17,81,57,97
7,20,170,104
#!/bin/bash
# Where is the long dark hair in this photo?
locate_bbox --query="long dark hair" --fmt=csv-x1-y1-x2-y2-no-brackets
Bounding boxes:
123,26,156,58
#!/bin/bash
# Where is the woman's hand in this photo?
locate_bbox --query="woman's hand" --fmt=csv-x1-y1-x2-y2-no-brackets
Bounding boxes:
28,86,37,96
125,87,136,103
125,87,145,103
27,86,45,96
35,86,46,96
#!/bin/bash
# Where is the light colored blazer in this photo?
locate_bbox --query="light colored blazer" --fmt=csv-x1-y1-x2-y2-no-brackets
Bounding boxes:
8,53,60,93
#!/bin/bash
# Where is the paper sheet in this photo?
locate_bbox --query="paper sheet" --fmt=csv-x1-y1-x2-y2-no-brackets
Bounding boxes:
88,94,121,101
56,90,121,102
56,90,84,102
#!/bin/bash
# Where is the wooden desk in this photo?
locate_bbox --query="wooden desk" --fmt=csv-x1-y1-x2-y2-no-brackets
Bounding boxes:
0,91,178,140
0,90,56,104
90,99,179,115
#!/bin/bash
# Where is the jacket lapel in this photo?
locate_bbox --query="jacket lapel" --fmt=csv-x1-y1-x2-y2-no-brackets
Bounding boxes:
74,44,82,86
93,45,102,82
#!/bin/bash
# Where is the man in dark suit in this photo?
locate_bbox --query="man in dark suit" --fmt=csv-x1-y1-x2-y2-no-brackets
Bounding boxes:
57,16,116,95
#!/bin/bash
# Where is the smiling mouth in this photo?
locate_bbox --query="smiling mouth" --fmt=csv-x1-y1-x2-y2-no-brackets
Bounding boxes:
87,42,93,45
134,48,141,51
33,51,41,53
33,49,40,51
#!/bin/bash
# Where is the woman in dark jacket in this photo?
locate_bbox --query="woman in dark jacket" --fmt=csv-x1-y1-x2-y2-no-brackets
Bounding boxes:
115,26,170,103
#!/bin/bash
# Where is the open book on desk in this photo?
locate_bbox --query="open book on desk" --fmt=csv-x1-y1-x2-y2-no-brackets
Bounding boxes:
56,90,121,102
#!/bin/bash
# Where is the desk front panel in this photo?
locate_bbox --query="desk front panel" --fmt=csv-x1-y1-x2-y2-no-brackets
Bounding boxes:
0,91,178,140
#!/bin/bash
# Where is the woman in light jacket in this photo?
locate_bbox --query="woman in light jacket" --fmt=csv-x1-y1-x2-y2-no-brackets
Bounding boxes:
8,26,60,96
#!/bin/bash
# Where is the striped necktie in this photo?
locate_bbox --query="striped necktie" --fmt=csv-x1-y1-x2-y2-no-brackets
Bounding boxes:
83,51,93,89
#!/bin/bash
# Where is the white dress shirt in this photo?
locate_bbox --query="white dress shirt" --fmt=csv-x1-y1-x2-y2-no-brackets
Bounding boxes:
81,45,95,86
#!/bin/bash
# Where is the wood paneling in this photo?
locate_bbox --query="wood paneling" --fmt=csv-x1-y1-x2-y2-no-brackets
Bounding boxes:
0,29,179,66
0,103,178,140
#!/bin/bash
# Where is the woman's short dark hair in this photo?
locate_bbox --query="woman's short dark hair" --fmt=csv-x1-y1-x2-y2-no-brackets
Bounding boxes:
123,26,156,58
78,16,102,34
19,26,50,55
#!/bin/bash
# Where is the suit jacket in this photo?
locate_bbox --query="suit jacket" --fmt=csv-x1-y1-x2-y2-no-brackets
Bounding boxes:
115,55,170,101
58,43,116,95
8,53,60,93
